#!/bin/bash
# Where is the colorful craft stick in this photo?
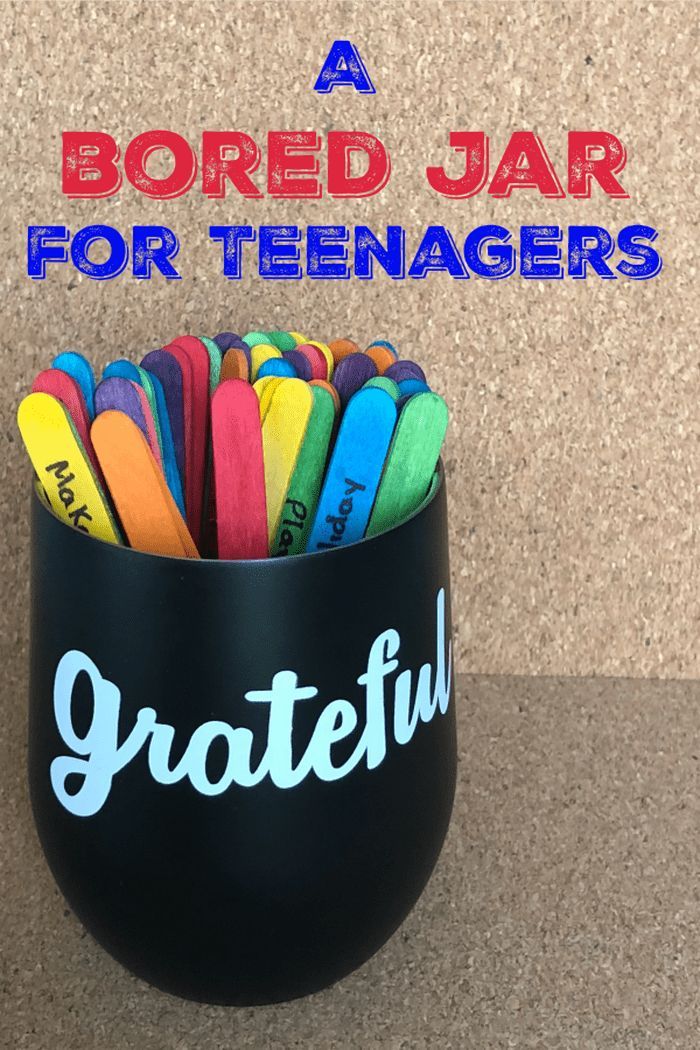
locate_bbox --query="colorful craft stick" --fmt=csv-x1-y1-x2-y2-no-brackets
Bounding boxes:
163,338,210,546
94,376,161,466
304,340,334,379
52,351,96,418
367,392,448,538
307,387,397,552
273,385,335,557
220,347,250,382
282,349,313,381
266,331,298,352
17,392,120,543
141,349,186,487
384,360,426,384
31,369,96,469
258,357,297,379
288,332,308,345
242,331,272,349
367,340,398,358
211,380,268,560
214,331,247,353
397,378,430,398
364,376,401,401
92,411,198,559
364,345,395,375
328,338,359,364
332,353,378,406
309,379,341,414
200,336,223,393
109,358,185,517
261,379,313,545
296,343,327,380
254,376,285,421
250,343,282,381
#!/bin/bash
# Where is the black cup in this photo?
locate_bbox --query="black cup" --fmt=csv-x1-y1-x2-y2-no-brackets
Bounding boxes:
28,466,456,1005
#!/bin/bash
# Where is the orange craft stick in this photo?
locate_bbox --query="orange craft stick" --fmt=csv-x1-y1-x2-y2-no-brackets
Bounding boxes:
364,345,395,375
309,379,341,415
220,347,250,382
91,411,199,559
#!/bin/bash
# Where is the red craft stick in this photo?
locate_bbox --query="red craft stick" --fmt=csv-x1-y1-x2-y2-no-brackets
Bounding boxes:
211,379,268,560
162,338,209,548
31,368,99,473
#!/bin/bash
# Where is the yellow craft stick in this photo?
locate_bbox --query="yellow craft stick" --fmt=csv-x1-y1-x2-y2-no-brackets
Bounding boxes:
253,376,285,421
288,331,308,345
17,391,121,544
92,411,199,559
261,378,313,545
250,343,282,381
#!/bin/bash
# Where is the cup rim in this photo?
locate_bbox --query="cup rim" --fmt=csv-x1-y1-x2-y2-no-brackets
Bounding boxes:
31,459,445,569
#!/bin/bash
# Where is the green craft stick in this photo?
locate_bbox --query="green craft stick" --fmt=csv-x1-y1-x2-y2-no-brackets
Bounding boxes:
364,376,401,401
201,336,222,393
418,470,441,512
367,392,449,537
272,385,336,557
267,331,298,353
242,331,272,349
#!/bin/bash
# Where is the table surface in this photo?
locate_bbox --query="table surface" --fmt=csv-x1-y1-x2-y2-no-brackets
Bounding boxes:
3,672,700,1049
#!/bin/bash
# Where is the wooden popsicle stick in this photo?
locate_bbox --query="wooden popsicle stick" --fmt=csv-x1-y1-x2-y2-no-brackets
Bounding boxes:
200,336,223,393
52,350,96,418
254,376,285,421
211,380,268,560
31,368,97,471
94,376,162,466
168,336,211,548
17,392,121,544
367,392,448,538
91,411,199,558
250,343,282,381
305,340,334,379
220,347,250,382
261,379,313,545
296,343,327,380
309,379,341,414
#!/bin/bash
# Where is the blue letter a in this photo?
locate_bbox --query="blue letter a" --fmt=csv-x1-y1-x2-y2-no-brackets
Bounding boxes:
314,40,376,94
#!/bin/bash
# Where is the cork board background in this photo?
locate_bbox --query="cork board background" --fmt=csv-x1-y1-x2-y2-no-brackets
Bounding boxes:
1,0,698,678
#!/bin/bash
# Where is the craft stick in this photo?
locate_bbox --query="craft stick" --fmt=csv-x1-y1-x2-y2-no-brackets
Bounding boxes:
162,338,209,547
254,376,285,421
31,369,96,470
52,351,96,419
141,349,186,489
266,331,298,352
250,343,282,381
364,345,395,375
305,340,334,379
282,349,313,382
364,376,401,401
220,347,250,382
272,385,336,557
384,360,427,384
328,338,359,364
296,343,327,380
261,379,313,545
94,376,161,466
367,392,449,538
200,336,223,393
288,332,308,346
211,380,268,560
367,339,398,359
243,331,272,349
397,378,431,398
92,411,198,558
309,379,341,414
332,352,378,406
17,392,120,543
258,357,297,380
214,331,247,353
306,387,397,552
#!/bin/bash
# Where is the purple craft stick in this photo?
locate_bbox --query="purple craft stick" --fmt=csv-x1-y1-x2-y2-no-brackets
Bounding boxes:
384,360,427,384
332,353,378,406
282,349,314,382
141,349,186,483
214,332,251,366
94,377,149,439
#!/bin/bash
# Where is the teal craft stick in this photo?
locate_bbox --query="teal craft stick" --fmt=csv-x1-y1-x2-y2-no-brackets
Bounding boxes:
242,331,272,348
52,350,96,419
306,387,397,553
200,337,222,394
273,386,336,557
367,392,448,538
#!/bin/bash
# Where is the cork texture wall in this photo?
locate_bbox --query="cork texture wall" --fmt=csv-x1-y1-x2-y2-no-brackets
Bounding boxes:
1,0,698,678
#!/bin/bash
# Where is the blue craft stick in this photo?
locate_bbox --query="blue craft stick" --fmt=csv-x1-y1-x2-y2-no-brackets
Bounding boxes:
141,349,186,488
397,378,430,398
258,357,298,379
52,351,96,419
103,359,185,517
306,387,397,553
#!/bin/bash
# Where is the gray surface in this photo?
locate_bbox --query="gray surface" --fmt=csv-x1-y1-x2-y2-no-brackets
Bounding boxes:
3,670,700,1048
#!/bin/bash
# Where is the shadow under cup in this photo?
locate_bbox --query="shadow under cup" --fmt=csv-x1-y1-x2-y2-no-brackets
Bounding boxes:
28,465,457,1005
